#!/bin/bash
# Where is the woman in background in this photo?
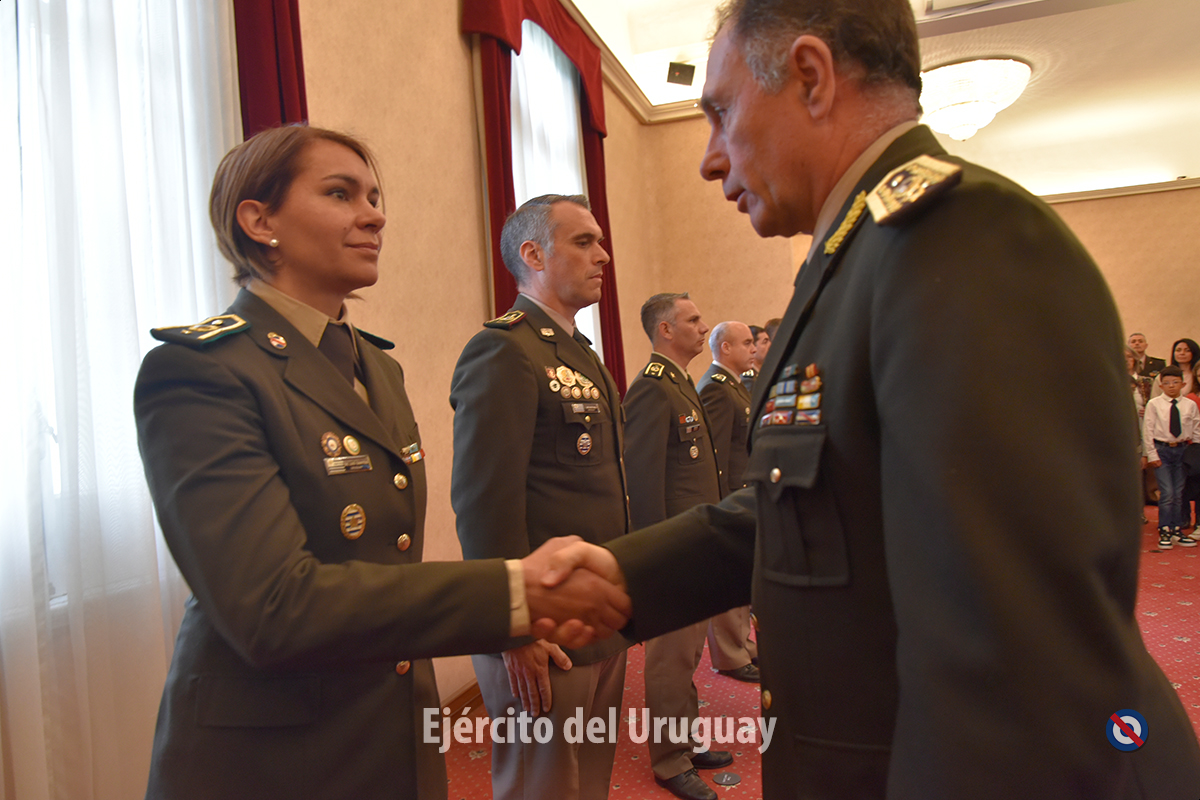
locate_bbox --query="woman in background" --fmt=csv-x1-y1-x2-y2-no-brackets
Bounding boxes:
1166,337,1200,403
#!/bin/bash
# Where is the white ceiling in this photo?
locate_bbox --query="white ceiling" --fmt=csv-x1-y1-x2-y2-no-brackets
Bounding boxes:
568,0,1200,196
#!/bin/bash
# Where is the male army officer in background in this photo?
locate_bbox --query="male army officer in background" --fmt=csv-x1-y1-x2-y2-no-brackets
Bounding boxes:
623,293,733,800
450,195,629,800
536,0,1200,797
698,321,759,683
1128,332,1166,378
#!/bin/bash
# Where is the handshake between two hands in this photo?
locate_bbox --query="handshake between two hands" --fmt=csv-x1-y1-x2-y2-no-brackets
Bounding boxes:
519,536,631,649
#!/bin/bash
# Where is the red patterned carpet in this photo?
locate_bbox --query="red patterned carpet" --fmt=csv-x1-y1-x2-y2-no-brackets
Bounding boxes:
1138,506,1200,733
445,509,1200,799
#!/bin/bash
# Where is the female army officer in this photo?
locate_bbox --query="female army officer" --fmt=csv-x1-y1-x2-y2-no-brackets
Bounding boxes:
134,125,625,799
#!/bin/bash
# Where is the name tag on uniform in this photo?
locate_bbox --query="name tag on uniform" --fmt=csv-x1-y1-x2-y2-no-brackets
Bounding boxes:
325,454,373,475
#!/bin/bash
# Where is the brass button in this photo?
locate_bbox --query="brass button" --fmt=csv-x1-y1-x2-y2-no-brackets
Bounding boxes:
769,467,782,483
584,415,591,422
396,534,412,551
395,660,411,675
761,688,772,710
750,612,759,632
393,473,409,490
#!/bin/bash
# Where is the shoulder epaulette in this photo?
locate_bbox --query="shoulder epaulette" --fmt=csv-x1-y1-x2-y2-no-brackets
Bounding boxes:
712,372,728,383
484,310,526,330
151,314,248,347
866,155,963,226
357,329,395,351
644,362,665,379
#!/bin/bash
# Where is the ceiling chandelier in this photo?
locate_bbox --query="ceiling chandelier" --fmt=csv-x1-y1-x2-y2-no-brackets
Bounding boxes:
919,58,1032,141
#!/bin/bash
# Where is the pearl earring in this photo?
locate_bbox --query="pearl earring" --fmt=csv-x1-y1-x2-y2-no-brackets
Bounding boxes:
268,238,279,248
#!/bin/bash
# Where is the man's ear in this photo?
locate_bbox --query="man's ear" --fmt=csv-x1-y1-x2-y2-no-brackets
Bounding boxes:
788,34,837,121
236,199,275,245
519,240,545,274
658,319,674,342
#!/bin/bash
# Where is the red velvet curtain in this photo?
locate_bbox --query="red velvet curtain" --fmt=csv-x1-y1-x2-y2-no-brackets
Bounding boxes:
232,0,308,139
463,0,627,395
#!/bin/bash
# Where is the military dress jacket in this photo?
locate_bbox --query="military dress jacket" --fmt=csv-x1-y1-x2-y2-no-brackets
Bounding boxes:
623,354,722,530
135,289,513,800
698,363,753,496
450,295,630,665
607,126,1200,799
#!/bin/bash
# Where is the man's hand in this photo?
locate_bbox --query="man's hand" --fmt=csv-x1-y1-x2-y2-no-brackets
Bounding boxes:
502,640,572,716
521,538,631,647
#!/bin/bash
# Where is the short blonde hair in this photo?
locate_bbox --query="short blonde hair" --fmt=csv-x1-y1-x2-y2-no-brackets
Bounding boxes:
209,124,381,286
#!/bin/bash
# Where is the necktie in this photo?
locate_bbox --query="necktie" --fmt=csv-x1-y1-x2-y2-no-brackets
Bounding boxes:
1170,399,1182,438
319,322,357,386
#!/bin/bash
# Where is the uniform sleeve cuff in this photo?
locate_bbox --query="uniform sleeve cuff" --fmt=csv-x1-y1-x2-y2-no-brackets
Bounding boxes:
505,559,531,637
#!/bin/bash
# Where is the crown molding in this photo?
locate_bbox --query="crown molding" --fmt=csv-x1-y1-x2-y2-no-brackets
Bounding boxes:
558,0,704,125
1042,177,1200,204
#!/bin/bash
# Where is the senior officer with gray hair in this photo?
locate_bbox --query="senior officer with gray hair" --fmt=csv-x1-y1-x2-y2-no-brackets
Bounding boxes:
698,321,760,683
623,293,733,800
450,194,630,800
536,0,1200,797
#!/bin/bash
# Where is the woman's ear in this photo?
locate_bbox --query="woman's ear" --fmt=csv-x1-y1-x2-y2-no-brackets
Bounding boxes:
236,199,275,245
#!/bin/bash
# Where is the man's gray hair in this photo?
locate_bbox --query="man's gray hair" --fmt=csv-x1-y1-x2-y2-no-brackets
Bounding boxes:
641,292,690,343
714,0,922,106
499,194,591,286
708,320,738,354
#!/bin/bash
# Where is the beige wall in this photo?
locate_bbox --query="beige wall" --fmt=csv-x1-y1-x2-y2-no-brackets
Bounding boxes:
1053,187,1200,356
298,0,1197,701
604,90,801,383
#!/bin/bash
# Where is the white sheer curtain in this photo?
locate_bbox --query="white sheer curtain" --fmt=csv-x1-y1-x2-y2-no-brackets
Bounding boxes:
0,1,241,798
509,20,604,357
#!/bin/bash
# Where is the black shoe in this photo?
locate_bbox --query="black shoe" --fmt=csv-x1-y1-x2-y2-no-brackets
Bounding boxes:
717,663,760,683
655,768,717,800
690,749,733,769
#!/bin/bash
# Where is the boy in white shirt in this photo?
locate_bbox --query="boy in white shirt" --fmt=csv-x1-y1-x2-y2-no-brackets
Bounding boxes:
1143,365,1200,548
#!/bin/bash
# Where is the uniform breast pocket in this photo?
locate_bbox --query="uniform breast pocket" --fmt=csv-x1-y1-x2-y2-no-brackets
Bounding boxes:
557,402,607,465
744,425,849,587
677,424,707,465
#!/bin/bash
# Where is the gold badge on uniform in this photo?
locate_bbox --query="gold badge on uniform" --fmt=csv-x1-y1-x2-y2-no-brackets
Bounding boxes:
321,432,342,457
689,445,699,460
571,386,583,399
546,367,557,379
267,332,287,349
577,432,593,455
560,386,572,399
340,504,366,539
343,435,361,455
540,328,555,337
549,379,561,392
556,366,576,386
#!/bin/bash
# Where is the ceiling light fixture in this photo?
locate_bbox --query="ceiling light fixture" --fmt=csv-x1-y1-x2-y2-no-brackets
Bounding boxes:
919,58,1032,141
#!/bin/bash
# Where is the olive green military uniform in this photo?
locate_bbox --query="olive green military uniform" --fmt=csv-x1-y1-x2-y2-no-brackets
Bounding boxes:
136,289,514,800
606,126,1200,799
697,362,758,673
623,353,723,780
450,294,630,800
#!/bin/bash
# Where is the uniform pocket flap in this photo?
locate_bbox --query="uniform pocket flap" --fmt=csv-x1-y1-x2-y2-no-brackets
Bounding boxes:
561,402,604,429
744,426,825,502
